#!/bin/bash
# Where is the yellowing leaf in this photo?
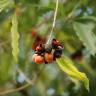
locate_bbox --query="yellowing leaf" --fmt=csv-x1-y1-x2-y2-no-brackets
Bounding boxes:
56,56,89,91
11,13,19,63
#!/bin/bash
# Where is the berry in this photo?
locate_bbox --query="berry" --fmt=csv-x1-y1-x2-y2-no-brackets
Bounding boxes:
53,47,63,60
36,45,42,51
32,54,37,62
52,39,60,48
44,53,53,63
53,51,62,60
55,48,63,54
32,36,45,50
35,55,44,64
32,54,44,64
32,38,63,64
53,39,60,44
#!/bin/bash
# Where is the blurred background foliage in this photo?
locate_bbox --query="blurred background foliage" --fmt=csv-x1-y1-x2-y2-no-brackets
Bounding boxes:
0,0,96,96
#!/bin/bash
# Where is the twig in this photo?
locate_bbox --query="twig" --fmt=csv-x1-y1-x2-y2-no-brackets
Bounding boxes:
0,66,44,95
46,0,59,44
16,68,35,85
0,68,34,96
0,84,30,96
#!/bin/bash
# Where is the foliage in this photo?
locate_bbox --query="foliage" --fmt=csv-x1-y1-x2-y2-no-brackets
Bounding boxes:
73,22,96,55
0,0,96,96
11,12,19,63
56,56,89,91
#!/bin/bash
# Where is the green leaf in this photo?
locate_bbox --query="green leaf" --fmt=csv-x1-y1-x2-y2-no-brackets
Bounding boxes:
73,22,96,55
11,13,19,63
56,56,89,91
78,16,96,22
0,0,11,13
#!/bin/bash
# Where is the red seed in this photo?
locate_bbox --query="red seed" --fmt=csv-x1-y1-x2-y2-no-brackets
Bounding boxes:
32,54,37,62
44,53,53,63
35,55,44,64
36,46,42,51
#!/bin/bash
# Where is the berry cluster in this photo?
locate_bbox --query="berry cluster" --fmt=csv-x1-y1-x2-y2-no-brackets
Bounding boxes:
32,39,63,64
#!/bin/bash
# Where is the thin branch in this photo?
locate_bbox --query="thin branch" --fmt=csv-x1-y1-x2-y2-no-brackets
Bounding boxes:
0,68,34,96
46,0,59,44
0,66,44,95
16,68,35,85
0,84,30,96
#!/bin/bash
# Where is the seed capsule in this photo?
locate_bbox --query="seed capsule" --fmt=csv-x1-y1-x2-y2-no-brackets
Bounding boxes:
32,54,37,62
44,53,53,63
52,39,60,48
36,45,42,51
35,55,44,64
32,38,64,64
32,54,44,64
53,51,62,60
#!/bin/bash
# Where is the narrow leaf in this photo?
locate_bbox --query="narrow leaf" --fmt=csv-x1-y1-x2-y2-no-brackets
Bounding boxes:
11,13,19,63
56,56,89,91
78,16,96,22
73,22,96,55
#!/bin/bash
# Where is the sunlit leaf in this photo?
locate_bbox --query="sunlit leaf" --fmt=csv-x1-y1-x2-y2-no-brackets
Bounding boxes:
11,13,19,63
73,22,96,55
56,56,89,91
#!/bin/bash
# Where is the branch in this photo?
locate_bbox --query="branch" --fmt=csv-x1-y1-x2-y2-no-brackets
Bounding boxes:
0,84,30,96
0,66,44,95
16,68,35,85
